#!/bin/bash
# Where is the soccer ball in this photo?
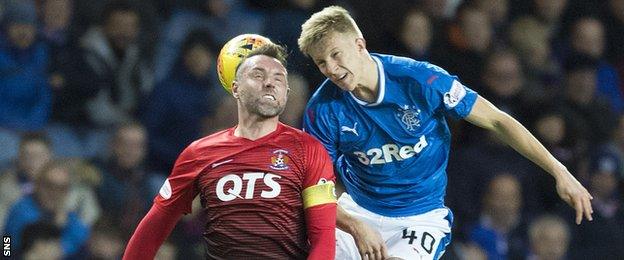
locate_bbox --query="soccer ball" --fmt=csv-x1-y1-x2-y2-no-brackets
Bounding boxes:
217,34,273,93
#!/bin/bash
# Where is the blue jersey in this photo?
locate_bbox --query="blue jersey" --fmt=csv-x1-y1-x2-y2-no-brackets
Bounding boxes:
303,54,478,217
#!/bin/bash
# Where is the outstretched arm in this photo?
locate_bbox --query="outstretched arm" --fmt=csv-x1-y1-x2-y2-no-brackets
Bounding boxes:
465,95,593,224
123,204,182,260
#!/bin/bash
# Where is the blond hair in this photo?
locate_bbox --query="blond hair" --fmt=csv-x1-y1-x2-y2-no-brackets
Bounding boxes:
298,6,363,57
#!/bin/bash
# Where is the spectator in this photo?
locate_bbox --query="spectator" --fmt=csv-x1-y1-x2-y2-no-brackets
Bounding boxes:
76,0,153,127
467,173,527,260
38,0,77,100
43,0,91,126
63,159,101,227
264,0,324,86
603,0,624,93
0,0,51,132
0,133,53,232
532,0,568,32
473,0,510,45
531,112,580,211
144,31,221,172
559,54,617,146
509,16,561,99
443,241,487,260
391,7,433,61
153,0,265,83
85,217,124,259
432,3,492,90
20,221,63,260
447,130,540,236
568,145,624,258
0,134,101,232
201,94,237,135
3,160,90,257
527,215,570,260
479,49,535,124
567,17,624,113
94,122,163,238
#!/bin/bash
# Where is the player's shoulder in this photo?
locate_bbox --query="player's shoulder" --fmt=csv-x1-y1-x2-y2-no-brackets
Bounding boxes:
185,127,234,152
373,53,452,82
279,123,313,141
279,123,324,146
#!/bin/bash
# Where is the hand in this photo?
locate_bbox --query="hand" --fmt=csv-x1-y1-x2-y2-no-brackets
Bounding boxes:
350,220,388,260
555,171,593,224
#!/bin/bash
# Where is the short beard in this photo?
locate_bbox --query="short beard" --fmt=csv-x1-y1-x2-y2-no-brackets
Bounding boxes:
240,92,286,118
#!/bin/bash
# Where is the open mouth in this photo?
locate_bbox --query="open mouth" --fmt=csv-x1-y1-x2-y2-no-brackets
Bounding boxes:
263,94,276,101
338,73,347,81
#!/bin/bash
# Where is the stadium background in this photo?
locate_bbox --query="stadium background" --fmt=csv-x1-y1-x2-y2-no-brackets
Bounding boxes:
0,0,622,259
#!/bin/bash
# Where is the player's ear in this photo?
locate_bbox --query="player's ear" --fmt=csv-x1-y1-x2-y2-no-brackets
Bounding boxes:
232,81,240,99
355,38,366,53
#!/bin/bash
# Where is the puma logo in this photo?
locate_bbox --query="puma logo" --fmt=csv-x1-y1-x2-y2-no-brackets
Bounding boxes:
341,122,359,136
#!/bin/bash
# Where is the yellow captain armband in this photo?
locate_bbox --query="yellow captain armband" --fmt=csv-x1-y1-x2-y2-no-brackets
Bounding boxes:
302,179,337,209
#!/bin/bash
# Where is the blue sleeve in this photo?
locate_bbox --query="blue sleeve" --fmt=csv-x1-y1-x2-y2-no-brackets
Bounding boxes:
29,75,52,130
27,43,51,130
597,63,624,113
3,199,40,252
303,102,340,164
61,212,90,256
416,63,478,119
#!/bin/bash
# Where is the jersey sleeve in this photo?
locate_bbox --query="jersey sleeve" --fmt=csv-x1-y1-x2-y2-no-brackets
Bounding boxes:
301,134,337,260
413,62,478,119
301,134,337,209
154,142,202,214
302,135,336,187
303,102,340,164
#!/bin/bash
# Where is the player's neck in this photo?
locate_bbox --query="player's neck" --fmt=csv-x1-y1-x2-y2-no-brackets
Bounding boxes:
352,56,379,103
235,113,280,141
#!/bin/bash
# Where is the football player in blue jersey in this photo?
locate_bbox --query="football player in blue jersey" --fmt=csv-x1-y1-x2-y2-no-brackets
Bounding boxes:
298,6,594,260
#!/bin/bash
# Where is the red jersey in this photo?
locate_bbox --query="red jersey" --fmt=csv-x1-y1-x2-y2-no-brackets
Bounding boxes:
155,123,335,259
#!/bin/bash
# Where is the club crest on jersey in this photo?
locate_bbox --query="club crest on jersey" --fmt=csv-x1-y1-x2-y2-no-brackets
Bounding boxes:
396,105,421,131
270,149,290,170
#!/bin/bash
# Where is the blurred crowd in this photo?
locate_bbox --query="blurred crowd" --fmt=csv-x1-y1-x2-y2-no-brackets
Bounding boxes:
0,0,622,259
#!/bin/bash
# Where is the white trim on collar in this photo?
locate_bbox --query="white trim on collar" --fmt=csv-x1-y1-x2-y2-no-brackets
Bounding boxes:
349,56,385,107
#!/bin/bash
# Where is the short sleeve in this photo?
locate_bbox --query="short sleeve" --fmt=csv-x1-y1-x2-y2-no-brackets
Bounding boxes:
154,143,201,214
417,63,478,119
302,134,336,189
303,103,340,163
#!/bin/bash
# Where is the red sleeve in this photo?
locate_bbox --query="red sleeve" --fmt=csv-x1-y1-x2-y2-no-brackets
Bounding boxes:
302,134,337,259
123,204,182,260
303,135,336,187
154,143,202,214
305,203,337,260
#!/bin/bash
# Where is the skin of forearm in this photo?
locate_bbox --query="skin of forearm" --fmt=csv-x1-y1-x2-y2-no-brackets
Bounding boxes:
336,204,359,233
490,112,566,178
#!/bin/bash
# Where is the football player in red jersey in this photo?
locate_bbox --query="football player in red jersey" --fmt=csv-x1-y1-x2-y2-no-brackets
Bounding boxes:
123,43,337,260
